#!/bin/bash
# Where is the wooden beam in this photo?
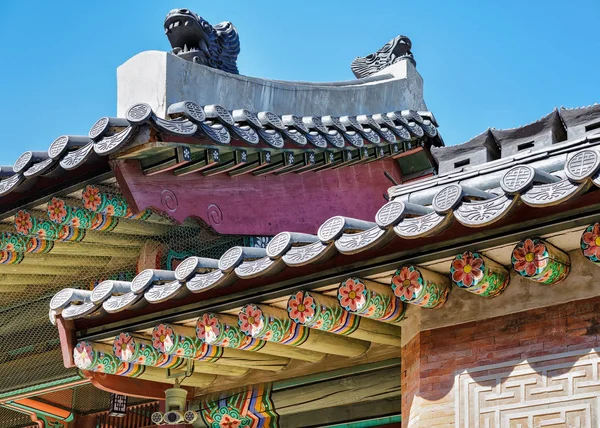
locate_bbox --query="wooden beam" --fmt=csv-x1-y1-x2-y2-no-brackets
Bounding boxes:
74,341,215,388
336,278,406,324
110,333,249,377
186,343,398,395
238,304,370,357
83,371,194,401
272,366,400,415
154,323,291,372
195,313,326,363
286,290,401,347
143,146,192,176
72,184,171,225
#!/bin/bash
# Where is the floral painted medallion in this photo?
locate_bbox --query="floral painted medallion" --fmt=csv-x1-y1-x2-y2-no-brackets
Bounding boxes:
287,290,360,335
450,252,510,297
337,278,406,323
511,238,570,285
581,223,600,265
238,304,309,346
391,266,449,308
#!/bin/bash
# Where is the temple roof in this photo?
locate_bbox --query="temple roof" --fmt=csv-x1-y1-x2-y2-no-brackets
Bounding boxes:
0,101,441,217
48,104,600,323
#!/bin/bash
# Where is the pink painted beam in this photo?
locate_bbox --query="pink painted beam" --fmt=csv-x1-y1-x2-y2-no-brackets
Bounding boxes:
111,158,401,235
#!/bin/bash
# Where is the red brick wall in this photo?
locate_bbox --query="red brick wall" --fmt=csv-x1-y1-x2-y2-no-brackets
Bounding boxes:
401,296,600,427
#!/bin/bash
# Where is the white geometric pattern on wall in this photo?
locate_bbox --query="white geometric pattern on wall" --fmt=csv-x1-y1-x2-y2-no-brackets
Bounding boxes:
455,348,600,427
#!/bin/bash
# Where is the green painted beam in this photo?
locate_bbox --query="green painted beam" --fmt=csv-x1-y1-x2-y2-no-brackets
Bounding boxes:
323,415,401,428
273,358,400,391
0,375,84,400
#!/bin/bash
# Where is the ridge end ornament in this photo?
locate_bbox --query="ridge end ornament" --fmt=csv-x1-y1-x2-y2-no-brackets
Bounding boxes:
164,8,240,74
351,35,415,78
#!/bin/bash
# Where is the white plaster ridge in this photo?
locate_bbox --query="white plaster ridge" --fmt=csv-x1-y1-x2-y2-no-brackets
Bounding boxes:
117,51,426,118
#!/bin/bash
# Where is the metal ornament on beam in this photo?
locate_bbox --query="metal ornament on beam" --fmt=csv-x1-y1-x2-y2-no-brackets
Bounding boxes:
391,265,450,308
511,238,570,285
450,252,510,297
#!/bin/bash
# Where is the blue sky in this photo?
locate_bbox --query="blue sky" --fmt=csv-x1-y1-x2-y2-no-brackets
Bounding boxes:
0,1,598,164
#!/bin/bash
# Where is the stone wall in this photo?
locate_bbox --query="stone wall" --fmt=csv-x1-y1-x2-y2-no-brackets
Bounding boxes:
402,296,600,427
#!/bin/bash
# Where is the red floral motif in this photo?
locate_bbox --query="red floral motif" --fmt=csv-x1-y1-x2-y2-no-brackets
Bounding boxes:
582,223,600,260
15,211,33,234
451,252,484,287
113,333,134,361
47,198,68,223
392,267,422,301
104,205,115,216
238,305,263,336
152,324,174,353
82,186,102,211
220,415,241,428
338,279,365,312
513,239,547,276
197,313,220,343
70,217,80,227
287,291,315,324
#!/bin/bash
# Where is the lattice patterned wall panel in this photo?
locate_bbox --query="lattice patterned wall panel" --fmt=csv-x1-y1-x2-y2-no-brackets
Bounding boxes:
455,349,600,427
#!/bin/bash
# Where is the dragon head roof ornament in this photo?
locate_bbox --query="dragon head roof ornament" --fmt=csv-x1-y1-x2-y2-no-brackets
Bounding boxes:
164,8,240,74
351,35,415,79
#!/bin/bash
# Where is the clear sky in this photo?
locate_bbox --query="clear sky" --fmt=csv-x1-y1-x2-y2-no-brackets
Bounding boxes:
0,1,598,164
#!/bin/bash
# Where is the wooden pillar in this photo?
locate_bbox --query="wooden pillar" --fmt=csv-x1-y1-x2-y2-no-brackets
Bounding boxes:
238,304,370,357
286,290,401,347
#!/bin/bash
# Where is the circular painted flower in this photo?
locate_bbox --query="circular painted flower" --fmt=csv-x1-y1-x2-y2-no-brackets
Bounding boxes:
337,279,366,312
113,333,134,361
238,305,264,336
15,211,33,235
219,414,242,428
512,238,547,276
152,324,174,353
391,266,422,301
47,198,67,223
287,291,316,324
197,313,220,343
82,186,102,211
451,252,484,288
74,342,93,369
582,223,600,261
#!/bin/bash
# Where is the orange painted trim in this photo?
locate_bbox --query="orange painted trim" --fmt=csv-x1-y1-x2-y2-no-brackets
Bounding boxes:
391,146,424,159
1,403,43,427
14,398,72,419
